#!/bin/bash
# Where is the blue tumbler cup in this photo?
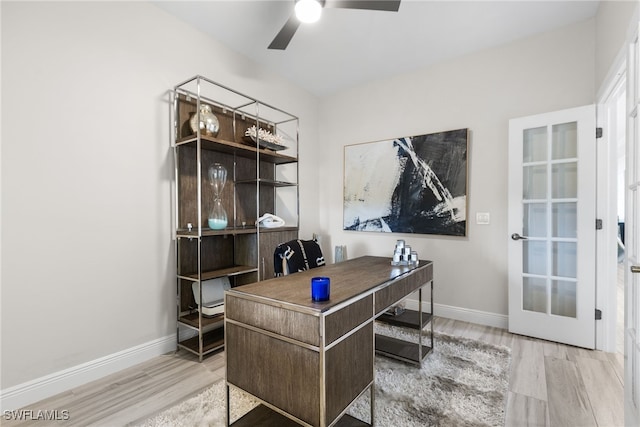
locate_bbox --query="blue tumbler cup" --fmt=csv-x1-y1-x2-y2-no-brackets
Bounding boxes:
311,277,330,301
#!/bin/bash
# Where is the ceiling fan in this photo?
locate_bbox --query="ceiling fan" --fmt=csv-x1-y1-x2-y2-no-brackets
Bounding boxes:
268,0,401,50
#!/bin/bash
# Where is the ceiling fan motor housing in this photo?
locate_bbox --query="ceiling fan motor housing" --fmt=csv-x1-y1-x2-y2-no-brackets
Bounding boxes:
269,0,401,50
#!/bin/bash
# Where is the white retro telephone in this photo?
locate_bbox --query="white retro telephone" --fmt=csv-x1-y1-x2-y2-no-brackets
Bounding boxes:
256,213,285,228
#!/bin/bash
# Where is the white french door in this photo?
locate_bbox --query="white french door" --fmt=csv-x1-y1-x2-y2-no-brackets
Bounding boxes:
508,105,596,349
625,19,640,427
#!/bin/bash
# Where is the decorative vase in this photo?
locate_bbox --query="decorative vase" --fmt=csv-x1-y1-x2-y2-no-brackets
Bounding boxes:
208,163,228,230
190,104,220,137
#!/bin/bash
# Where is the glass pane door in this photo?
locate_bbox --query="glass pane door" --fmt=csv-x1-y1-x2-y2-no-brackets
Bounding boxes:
522,122,579,318
509,104,595,349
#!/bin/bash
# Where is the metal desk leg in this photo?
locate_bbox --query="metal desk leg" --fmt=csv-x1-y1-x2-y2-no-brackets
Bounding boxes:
371,382,376,426
418,287,423,362
226,383,230,427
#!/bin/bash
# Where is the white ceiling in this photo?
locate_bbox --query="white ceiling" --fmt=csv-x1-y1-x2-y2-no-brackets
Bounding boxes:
153,0,600,97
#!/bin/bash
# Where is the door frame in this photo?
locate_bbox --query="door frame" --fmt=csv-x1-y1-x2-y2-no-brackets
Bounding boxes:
596,56,626,353
625,6,640,424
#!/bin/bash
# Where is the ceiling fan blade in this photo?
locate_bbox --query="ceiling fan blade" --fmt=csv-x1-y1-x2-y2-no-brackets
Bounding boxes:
324,0,401,12
268,14,301,50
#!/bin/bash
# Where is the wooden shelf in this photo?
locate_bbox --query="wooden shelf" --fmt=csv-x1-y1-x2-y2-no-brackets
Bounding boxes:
177,225,299,237
176,135,297,165
178,312,224,330
176,226,257,237
376,309,432,329
235,178,298,187
257,226,299,233
230,404,370,427
173,79,300,361
178,327,225,356
178,265,258,282
375,334,432,365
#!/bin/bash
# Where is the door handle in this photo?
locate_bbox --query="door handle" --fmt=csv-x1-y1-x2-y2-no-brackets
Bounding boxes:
632,265,640,274
511,233,528,241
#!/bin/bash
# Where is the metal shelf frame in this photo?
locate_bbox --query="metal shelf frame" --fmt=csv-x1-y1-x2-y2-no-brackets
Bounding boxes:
171,75,299,361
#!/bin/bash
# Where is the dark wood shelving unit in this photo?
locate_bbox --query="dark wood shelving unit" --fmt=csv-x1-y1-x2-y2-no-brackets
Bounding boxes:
172,76,300,361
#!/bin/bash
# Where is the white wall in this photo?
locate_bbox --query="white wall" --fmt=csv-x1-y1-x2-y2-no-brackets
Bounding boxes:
0,1,320,390
318,19,596,319
595,0,638,90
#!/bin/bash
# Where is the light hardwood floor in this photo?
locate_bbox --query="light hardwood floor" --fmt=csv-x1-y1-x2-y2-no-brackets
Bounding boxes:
3,318,624,427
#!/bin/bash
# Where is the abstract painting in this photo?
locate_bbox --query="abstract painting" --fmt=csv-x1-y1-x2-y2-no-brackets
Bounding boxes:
344,129,468,236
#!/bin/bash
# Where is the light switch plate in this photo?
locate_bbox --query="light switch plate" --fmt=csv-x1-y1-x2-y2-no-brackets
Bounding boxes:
476,212,490,225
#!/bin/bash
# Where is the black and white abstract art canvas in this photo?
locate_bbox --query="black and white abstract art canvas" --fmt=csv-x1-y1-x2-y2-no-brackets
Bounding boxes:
343,129,468,236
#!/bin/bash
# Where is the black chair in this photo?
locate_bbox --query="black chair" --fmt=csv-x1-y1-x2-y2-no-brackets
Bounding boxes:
273,239,325,276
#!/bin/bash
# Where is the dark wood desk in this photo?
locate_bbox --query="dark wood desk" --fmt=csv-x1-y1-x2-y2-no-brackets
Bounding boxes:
224,256,434,427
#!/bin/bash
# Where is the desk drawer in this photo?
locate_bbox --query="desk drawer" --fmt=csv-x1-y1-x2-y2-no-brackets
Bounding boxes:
374,264,432,315
325,295,372,345
226,295,320,346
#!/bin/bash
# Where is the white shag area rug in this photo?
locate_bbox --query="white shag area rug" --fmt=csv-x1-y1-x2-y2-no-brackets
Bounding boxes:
137,326,510,427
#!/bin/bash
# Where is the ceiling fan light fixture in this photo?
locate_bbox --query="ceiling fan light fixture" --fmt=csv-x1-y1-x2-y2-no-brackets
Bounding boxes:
295,0,322,23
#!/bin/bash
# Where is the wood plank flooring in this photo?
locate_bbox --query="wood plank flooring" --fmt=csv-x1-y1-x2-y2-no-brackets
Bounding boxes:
3,318,624,427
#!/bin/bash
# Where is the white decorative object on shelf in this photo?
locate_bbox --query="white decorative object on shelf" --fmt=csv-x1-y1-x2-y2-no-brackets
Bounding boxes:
245,125,287,151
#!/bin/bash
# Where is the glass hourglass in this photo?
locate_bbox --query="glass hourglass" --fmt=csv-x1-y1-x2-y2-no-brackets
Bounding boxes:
207,163,228,230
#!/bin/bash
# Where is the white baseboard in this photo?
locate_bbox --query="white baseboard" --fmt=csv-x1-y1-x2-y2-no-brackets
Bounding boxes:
0,334,177,412
403,299,508,330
